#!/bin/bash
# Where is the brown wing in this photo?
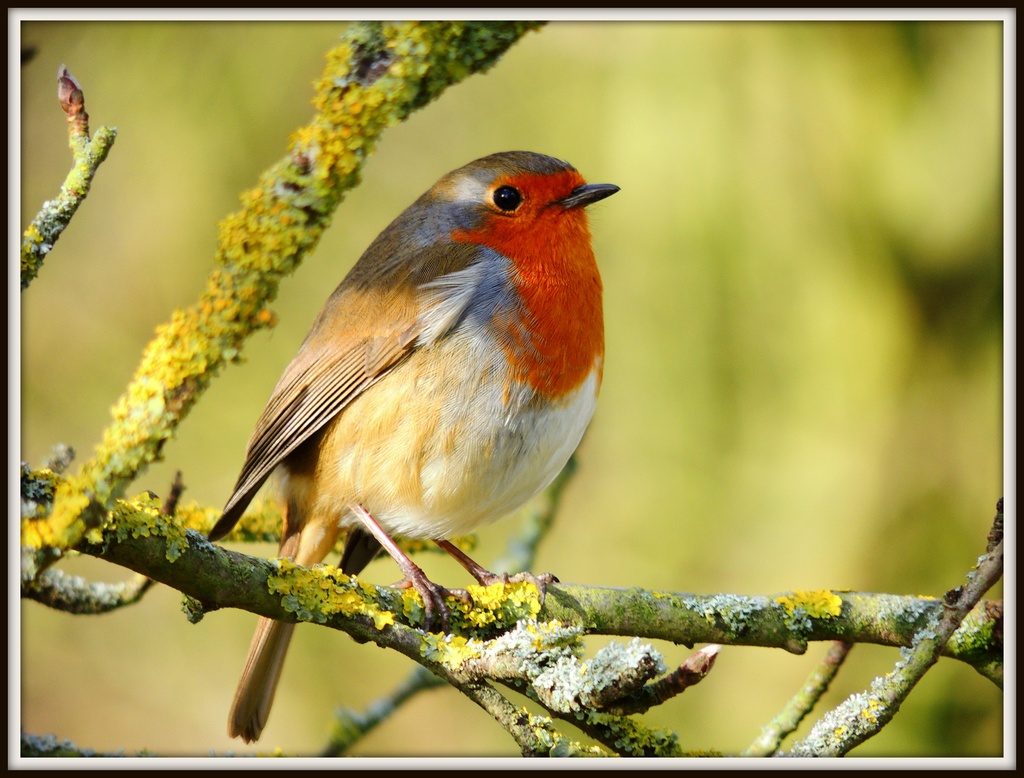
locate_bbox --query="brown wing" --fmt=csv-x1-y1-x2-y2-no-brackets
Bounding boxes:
207,238,485,541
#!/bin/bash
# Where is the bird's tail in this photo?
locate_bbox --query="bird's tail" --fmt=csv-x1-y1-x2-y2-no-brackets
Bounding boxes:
228,617,296,743
225,516,381,742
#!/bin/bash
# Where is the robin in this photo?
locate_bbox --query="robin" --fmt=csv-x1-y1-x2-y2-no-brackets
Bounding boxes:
208,151,618,742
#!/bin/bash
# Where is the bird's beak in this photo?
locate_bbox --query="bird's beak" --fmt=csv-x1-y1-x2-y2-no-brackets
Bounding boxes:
558,183,620,210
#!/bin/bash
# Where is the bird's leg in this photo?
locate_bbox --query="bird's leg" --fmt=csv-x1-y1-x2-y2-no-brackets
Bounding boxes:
435,539,558,602
348,504,454,632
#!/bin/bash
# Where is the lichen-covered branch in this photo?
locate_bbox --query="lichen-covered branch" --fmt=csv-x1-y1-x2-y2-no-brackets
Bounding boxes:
742,641,851,756
471,623,686,756
783,505,1004,757
58,490,1000,681
599,644,721,717
21,66,117,291
21,567,154,615
539,583,1001,684
21,486,1003,757
21,20,545,575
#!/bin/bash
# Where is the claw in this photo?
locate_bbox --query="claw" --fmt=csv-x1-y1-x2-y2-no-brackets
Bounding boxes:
435,539,558,604
348,505,557,632
393,573,455,632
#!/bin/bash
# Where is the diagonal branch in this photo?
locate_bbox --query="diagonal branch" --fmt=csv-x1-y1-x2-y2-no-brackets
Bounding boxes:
20,21,546,576
783,502,1004,756
742,641,852,756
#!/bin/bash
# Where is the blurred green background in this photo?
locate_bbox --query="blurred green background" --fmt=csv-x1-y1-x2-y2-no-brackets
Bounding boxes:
18,20,1004,758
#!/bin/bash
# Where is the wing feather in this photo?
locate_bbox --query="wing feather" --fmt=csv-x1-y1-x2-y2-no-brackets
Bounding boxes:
208,240,489,541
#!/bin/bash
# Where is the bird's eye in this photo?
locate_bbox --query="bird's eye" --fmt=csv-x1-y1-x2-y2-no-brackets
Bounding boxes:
492,185,523,212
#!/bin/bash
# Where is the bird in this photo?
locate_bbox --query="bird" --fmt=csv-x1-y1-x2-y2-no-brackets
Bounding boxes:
207,150,618,743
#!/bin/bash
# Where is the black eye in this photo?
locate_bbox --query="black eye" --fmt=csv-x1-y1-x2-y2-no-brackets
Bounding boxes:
492,185,523,212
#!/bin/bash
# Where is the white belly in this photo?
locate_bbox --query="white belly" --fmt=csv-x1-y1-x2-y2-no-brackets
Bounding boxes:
303,331,601,541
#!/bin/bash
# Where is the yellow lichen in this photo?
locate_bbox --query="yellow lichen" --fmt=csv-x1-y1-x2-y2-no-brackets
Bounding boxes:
105,492,189,561
398,577,542,632
860,698,881,723
267,559,395,630
420,632,484,667
776,590,843,619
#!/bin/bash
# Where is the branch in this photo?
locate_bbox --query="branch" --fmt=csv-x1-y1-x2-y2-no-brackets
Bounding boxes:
21,567,154,615
742,641,852,756
599,644,721,717
539,583,1001,683
20,20,545,575
49,490,999,680
783,502,1004,756
22,487,1003,756
321,667,445,757
21,66,117,291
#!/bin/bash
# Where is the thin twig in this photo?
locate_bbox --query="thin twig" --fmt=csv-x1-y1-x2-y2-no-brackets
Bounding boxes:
601,644,722,717
320,667,445,757
742,641,851,756
21,66,117,291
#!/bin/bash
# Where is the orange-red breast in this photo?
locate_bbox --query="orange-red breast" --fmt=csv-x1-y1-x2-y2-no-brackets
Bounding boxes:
207,151,618,743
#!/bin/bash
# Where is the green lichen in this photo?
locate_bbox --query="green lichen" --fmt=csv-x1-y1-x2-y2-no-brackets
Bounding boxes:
524,712,610,757
946,601,1000,671
584,711,682,757
21,125,117,291
847,592,942,647
267,558,395,630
